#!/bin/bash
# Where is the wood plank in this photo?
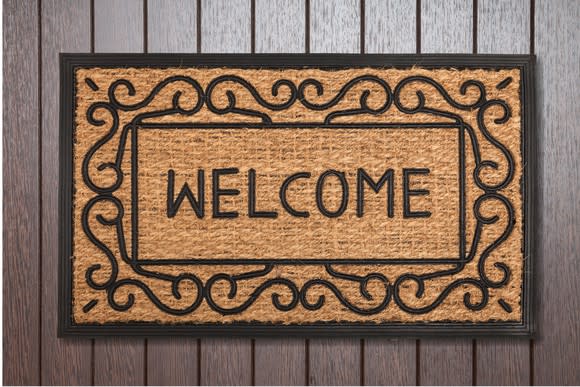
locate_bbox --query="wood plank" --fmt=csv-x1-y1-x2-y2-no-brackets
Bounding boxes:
419,1,473,384
310,0,360,53
254,339,306,385
421,0,472,54
253,1,307,384
365,0,416,53
3,0,40,383
308,1,361,385
147,338,199,386
200,338,252,386
148,0,197,53
199,1,253,385
146,1,198,385
534,0,580,384
477,0,530,54
255,0,305,53
476,1,531,385
40,0,92,384
93,1,146,384
94,338,146,386
201,0,251,53
364,1,417,384
365,339,416,386
309,338,361,386
94,0,144,52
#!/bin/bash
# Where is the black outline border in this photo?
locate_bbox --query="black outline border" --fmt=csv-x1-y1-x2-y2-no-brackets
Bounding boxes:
59,54,535,337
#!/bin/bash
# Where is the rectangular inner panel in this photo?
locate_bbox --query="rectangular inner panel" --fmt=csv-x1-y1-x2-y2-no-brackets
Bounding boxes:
135,127,461,260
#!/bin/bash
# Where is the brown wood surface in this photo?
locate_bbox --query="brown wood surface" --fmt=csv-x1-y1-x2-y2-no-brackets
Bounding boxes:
253,2,307,384
40,1,93,384
3,0,580,385
3,0,40,384
93,1,146,384
419,1,473,384
145,1,199,385
363,1,417,385
308,2,361,385
198,1,254,385
475,0,532,385
534,0,580,384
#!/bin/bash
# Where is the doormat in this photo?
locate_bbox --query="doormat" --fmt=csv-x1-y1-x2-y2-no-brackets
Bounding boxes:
59,55,534,336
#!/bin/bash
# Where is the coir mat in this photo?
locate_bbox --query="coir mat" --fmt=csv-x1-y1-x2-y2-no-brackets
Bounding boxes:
59,55,535,336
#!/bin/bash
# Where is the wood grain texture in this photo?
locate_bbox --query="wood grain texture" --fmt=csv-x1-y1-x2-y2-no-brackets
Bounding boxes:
475,0,531,385
199,2,253,385
94,0,143,52
253,2,307,384
309,338,361,386
420,341,472,386
40,0,92,384
147,338,199,385
534,0,580,384
94,338,146,386
254,339,306,385
94,1,146,384
477,0,530,54
3,1,40,384
146,2,199,384
419,1,473,384
364,339,416,386
364,1,416,384
255,0,305,53
200,338,252,385
310,0,360,53
308,2,361,384
365,0,416,53
421,0,472,53
148,0,197,53
201,0,251,53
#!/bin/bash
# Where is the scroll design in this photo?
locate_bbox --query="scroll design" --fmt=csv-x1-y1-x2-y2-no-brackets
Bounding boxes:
79,72,516,317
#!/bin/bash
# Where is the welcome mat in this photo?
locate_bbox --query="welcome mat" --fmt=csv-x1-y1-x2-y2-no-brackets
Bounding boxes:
59,55,534,336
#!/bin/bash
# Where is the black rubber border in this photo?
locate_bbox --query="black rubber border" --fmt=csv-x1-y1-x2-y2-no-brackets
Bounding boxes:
59,54,535,337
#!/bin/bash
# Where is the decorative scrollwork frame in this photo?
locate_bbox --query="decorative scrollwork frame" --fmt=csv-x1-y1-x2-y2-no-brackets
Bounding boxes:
59,54,535,336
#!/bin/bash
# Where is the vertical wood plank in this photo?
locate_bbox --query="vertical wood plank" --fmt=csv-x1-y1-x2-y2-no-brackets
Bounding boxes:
148,0,196,53
94,0,144,53
254,339,306,385
146,2,198,385
200,338,252,386
255,0,305,53
364,1,417,383
201,0,251,53
41,0,92,384
94,338,146,386
534,0,580,384
94,1,146,384
199,1,253,384
309,1,361,384
147,337,199,386
476,1,531,385
419,0,473,384
254,1,307,383
477,0,530,54
365,0,416,53
365,339,416,386
3,0,40,383
310,0,360,53
309,338,361,386
421,0,472,53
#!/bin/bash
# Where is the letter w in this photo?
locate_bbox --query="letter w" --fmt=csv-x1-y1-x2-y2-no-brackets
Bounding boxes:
167,169,204,218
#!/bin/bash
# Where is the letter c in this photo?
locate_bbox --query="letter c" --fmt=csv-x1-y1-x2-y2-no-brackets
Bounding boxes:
279,172,311,217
